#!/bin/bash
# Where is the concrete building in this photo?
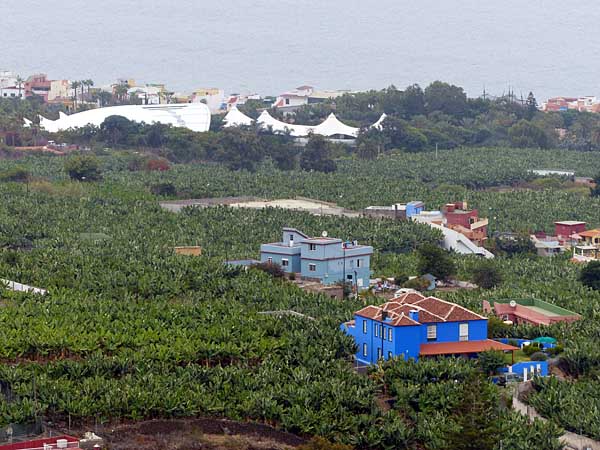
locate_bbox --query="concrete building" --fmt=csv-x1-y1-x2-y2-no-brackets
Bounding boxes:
363,201,424,220
443,201,488,246
260,227,373,289
573,229,600,262
191,88,225,113
272,85,350,112
342,292,517,364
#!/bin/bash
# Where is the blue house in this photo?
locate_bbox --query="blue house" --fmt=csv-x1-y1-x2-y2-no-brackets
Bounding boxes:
341,292,518,364
260,227,373,289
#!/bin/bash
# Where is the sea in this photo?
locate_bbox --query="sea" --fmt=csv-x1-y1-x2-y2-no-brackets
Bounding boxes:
2,0,600,99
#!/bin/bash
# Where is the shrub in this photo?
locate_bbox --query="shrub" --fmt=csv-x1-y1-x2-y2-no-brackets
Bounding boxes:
251,262,285,279
146,157,171,171
394,274,409,286
64,155,102,181
478,350,506,375
288,272,296,280
0,166,30,182
530,352,547,361
403,277,430,291
579,261,600,291
150,183,177,197
522,343,542,356
471,261,503,289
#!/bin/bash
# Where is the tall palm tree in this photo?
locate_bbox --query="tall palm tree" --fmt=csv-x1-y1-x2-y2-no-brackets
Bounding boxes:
15,76,24,99
85,79,94,99
71,81,80,110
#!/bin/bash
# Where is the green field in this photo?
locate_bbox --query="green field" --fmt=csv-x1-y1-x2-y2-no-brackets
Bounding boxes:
0,147,598,448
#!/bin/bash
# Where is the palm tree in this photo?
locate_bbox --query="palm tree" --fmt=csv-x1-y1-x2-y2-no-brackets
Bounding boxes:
114,84,129,104
85,79,94,98
15,76,24,99
71,81,80,110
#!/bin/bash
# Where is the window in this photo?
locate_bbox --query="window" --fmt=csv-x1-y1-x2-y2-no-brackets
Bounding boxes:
362,343,367,356
377,348,383,359
289,234,294,241
347,274,353,280
362,320,367,334
308,263,316,272
356,259,362,268
285,98,290,105
459,323,469,341
374,324,378,337
281,259,289,267
427,325,437,341
309,243,317,251
267,257,273,264
387,328,392,341
388,351,393,360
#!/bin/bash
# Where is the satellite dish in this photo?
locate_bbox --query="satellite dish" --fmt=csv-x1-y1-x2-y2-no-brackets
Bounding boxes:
322,231,328,237
509,300,517,308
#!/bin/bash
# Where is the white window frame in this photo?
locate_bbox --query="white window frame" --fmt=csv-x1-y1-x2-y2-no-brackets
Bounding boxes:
362,343,367,356
427,325,437,341
309,243,317,251
356,259,362,268
459,323,469,341
308,263,316,272
387,328,392,341
281,258,289,267
374,324,378,337
388,351,393,360
362,320,367,334
377,348,383,359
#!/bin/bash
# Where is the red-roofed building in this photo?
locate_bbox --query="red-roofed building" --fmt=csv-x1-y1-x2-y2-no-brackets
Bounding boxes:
0,435,80,450
341,293,517,364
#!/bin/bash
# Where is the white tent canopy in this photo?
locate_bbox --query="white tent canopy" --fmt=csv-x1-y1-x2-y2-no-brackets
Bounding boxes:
36,103,212,133
312,113,359,138
223,107,254,128
256,111,314,137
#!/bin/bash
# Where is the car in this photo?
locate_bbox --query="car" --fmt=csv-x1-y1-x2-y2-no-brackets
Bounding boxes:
495,372,523,386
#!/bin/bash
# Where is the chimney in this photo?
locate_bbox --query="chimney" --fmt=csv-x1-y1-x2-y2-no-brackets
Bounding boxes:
409,310,419,322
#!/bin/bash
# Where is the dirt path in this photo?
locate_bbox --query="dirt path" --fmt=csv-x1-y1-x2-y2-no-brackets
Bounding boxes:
100,418,307,450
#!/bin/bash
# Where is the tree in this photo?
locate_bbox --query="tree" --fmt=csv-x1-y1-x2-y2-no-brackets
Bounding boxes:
590,173,600,197
416,244,456,280
64,155,102,181
299,134,337,172
251,261,286,279
15,75,24,99
579,261,600,291
213,127,262,171
525,91,538,120
70,81,80,110
356,128,386,159
477,350,506,375
471,261,502,289
99,115,139,146
508,120,550,148
424,81,468,117
446,374,501,450
494,234,535,257
381,116,428,152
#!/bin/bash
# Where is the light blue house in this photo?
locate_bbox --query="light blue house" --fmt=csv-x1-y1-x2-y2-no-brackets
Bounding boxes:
341,292,518,364
260,227,373,289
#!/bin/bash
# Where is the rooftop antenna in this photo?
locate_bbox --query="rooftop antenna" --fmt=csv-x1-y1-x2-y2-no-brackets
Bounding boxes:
322,231,328,237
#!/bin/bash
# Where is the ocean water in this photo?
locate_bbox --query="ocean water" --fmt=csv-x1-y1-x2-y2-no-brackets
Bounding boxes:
2,0,600,99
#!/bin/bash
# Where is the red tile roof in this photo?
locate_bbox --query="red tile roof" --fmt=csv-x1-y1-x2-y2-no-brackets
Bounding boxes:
355,294,486,327
420,339,518,356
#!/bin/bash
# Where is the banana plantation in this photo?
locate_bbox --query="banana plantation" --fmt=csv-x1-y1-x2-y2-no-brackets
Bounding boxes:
0,147,598,448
